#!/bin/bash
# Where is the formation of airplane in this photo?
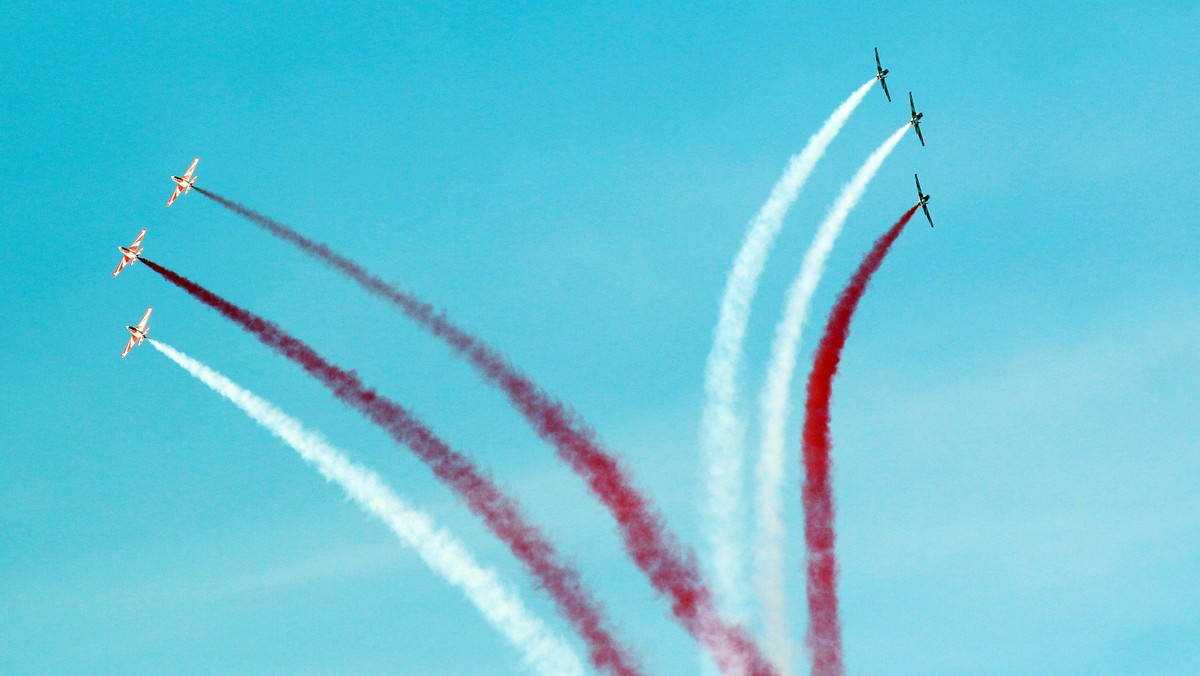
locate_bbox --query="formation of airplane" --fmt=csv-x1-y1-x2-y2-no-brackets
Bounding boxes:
115,156,203,356
112,228,146,277
120,67,944,353
869,51,938,223
908,92,925,146
121,307,153,358
166,157,199,207
874,48,891,102
915,174,934,227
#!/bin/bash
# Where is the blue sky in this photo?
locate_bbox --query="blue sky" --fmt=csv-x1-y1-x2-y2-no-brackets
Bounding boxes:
1,2,1197,674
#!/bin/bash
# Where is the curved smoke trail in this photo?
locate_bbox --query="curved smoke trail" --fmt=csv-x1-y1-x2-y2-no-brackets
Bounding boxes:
149,339,586,676
698,79,876,633
802,205,918,676
192,188,776,674
754,121,910,671
139,258,641,676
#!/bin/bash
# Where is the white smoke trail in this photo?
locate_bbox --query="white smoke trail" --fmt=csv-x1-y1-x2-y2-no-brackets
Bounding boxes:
148,339,585,676
754,121,912,672
700,78,876,629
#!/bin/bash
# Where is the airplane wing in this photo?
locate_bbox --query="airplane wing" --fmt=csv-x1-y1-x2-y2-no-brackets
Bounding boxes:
880,78,891,102
915,123,925,146
875,48,882,71
182,157,199,180
112,258,128,278
121,335,136,358
166,184,183,207
922,204,935,227
130,228,146,249
909,91,916,115
915,174,923,195
136,307,152,333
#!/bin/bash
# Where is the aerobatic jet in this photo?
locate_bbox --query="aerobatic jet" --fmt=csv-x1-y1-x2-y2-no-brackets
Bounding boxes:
908,92,925,146
121,307,152,358
111,228,146,277
166,156,199,207
915,174,934,227
874,48,891,102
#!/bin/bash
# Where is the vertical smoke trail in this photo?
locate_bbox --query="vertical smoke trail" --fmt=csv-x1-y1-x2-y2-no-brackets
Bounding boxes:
698,79,877,632
754,122,910,671
139,259,641,676
802,205,918,676
148,339,586,676
192,188,777,674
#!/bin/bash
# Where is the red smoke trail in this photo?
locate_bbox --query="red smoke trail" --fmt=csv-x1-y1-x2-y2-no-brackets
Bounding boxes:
801,205,918,676
194,188,776,674
139,257,640,676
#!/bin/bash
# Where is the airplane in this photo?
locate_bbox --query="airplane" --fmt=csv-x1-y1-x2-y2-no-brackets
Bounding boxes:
121,307,152,359
166,156,199,207
908,92,925,146
111,228,146,277
915,174,934,227
874,48,891,102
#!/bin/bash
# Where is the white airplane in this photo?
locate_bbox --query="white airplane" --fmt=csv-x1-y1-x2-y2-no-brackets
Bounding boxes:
166,156,199,206
121,307,152,359
112,228,146,277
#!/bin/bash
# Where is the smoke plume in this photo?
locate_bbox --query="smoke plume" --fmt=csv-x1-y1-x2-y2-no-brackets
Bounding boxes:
193,188,776,674
755,122,910,671
802,205,918,676
696,81,876,641
149,339,586,675
140,257,640,676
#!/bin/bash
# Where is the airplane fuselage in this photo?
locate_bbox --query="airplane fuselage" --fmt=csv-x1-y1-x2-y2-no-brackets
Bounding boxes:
126,326,148,340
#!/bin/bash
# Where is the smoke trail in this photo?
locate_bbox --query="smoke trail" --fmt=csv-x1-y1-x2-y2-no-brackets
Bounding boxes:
698,79,876,633
148,339,585,676
139,258,640,676
754,121,910,671
193,189,776,674
802,205,918,676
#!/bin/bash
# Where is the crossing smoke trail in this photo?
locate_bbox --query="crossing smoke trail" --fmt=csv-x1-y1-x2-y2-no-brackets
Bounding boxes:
193,187,776,675
802,205,918,676
138,258,640,676
148,339,586,676
697,79,876,635
754,121,911,672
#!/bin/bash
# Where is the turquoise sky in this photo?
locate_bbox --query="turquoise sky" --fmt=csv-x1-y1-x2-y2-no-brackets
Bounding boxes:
2,2,1197,674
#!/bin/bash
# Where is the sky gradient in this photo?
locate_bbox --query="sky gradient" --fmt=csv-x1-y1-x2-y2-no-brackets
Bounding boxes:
1,2,1197,674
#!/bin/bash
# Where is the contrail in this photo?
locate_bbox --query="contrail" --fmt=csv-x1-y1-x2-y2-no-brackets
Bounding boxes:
754,121,910,672
139,258,640,676
697,79,876,632
193,188,776,674
802,205,918,676
148,339,585,676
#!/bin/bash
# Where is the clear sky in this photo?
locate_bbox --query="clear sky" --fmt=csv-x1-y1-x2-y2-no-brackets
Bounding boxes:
1,2,1197,674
